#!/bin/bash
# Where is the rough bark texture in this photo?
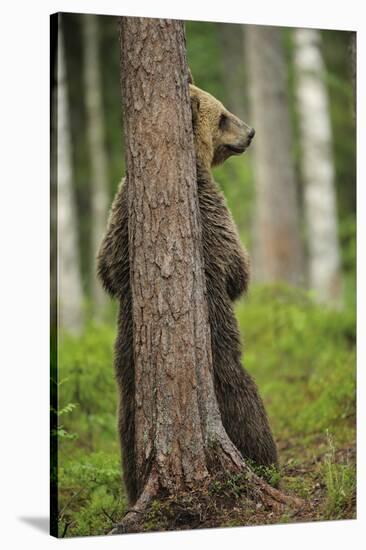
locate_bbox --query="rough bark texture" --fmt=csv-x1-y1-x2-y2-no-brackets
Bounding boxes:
120,16,231,500
294,29,342,305
57,19,84,334
246,26,303,286
82,14,109,312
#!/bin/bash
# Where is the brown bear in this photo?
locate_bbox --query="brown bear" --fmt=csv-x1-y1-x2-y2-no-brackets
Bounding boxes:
97,73,278,506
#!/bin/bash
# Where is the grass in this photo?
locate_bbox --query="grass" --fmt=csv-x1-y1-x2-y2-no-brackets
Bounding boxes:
322,431,356,519
55,283,356,536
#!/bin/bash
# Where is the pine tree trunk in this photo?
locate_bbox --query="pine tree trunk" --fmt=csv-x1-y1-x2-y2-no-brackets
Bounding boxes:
82,14,109,313
245,26,303,286
294,29,342,305
120,15,228,500
57,17,84,334
111,17,302,533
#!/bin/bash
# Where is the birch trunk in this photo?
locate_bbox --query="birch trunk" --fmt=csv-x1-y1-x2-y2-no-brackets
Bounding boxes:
294,28,342,305
82,14,109,312
112,17,302,533
57,18,84,334
246,26,303,285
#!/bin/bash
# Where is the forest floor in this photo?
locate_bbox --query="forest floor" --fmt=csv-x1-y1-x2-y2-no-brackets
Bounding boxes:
109,431,356,534
56,285,356,537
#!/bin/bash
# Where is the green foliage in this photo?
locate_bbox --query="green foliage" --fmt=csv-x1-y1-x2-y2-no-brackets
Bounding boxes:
186,21,224,99
283,475,314,500
208,473,250,498
236,285,356,443
58,451,126,537
52,425,78,441
58,322,117,451
144,500,170,531
246,460,282,488
56,322,125,536
56,283,355,535
322,432,356,519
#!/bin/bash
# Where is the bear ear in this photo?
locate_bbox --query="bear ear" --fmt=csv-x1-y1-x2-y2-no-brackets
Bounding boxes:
190,93,200,127
188,68,195,85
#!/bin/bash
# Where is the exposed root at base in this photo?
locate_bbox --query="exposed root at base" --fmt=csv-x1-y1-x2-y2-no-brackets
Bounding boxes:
108,469,305,535
254,475,304,510
108,469,160,534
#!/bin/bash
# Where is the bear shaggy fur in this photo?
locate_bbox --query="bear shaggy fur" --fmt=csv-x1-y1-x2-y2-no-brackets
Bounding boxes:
97,74,278,506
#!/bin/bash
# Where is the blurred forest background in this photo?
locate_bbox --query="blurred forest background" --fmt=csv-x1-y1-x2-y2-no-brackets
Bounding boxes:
52,14,356,537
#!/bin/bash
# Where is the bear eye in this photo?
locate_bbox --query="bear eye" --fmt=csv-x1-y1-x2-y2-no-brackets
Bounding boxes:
219,113,228,130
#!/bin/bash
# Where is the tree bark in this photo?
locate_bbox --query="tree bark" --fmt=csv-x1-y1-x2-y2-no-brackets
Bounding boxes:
82,14,109,313
245,26,303,286
120,15,227,500
57,17,84,334
294,29,342,305
111,17,302,533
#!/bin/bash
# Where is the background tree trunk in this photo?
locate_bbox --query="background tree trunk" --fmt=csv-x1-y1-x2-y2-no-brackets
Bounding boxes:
115,17,301,533
57,18,84,334
245,26,303,286
349,32,356,120
82,14,109,313
217,22,247,121
294,29,342,305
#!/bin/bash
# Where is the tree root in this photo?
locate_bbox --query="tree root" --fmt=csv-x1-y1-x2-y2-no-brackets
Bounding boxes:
254,475,304,511
108,459,304,534
207,435,304,511
108,468,160,534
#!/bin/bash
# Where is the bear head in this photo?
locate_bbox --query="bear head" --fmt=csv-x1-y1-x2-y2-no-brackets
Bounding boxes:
188,71,255,169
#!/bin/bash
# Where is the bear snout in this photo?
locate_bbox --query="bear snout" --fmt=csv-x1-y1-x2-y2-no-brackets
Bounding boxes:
248,127,255,140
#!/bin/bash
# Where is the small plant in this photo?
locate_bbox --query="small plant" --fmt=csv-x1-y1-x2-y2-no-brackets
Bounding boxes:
57,451,126,537
51,403,79,441
144,499,170,531
323,431,356,519
209,479,223,495
246,459,281,488
283,476,313,499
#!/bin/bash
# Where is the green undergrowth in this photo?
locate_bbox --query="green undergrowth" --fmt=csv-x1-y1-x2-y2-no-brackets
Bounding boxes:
236,285,356,445
322,431,356,519
56,283,356,536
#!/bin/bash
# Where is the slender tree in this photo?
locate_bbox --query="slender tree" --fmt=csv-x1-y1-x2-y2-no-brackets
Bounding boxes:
82,14,109,312
57,17,84,334
349,32,356,120
294,28,342,305
50,23,58,336
218,22,247,121
113,16,301,533
245,26,303,285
